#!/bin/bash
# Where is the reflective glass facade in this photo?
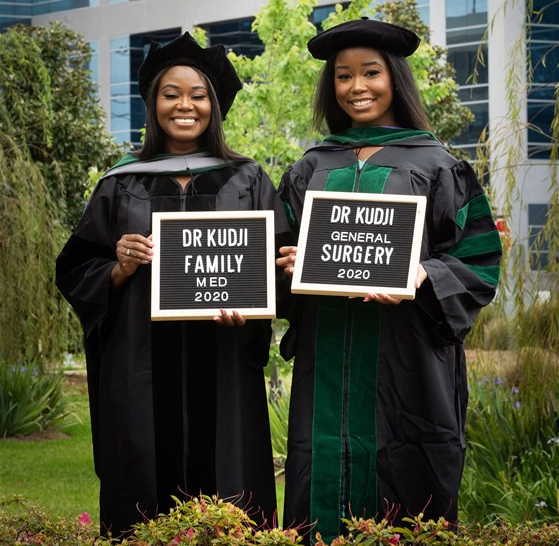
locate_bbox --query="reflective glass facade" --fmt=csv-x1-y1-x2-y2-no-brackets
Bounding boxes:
0,0,97,31
88,40,99,96
202,18,264,58
446,0,488,156
110,28,181,146
527,0,558,159
528,203,552,270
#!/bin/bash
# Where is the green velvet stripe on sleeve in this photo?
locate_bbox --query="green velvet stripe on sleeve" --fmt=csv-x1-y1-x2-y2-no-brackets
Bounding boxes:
455,194,493,230
447,230,502,259
465,264,501,286
283,201,297,227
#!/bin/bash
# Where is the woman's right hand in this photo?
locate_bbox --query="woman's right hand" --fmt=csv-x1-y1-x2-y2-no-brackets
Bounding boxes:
276,246,298,277
112,234,155,288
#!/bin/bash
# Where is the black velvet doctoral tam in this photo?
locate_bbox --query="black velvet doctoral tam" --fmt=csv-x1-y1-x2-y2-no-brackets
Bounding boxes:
307,18,420,59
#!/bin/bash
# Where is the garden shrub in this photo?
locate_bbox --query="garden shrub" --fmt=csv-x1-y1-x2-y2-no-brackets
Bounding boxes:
268,394,289,474
467,297,559,352
461,357,559,524
480,314,516,350
465,303,506,350
516,297,559,351
3,495,559,546
0,363,73,437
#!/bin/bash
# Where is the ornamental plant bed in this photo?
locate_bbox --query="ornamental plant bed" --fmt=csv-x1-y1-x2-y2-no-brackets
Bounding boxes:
2,496,559,546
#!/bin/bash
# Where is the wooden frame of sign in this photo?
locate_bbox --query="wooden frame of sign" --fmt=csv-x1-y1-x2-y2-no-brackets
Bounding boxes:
291,190,427,299
151,210,276,320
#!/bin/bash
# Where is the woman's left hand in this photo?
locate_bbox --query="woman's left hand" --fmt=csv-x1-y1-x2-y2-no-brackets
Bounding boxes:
213,309,246,327
363,264,427,305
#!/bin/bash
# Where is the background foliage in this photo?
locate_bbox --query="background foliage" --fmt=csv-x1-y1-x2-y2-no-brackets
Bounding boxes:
0,23,123,366
0,22,122,231
223,0,474,183
0,0,557,542
0,129,79,364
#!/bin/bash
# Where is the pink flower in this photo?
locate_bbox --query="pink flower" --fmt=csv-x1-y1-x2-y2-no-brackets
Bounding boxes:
387,533,400,544
171,528,195,543
78,512,92,526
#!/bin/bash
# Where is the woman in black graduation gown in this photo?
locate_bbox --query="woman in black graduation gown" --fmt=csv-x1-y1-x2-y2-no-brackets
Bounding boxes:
56,32,289,538
276,19,502,543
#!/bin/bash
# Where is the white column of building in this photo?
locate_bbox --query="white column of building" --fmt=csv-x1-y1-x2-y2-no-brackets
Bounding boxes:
429,0,446,47
487,0,553,295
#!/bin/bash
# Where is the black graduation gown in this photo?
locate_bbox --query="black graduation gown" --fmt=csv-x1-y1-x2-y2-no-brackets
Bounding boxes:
278,130,502,542
56,159,290,537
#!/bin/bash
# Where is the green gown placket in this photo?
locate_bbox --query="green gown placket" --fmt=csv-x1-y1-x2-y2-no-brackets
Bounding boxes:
310,160,392,541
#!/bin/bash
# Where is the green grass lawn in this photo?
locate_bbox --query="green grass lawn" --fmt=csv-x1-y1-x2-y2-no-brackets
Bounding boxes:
0,378,285,527
0,381,100,523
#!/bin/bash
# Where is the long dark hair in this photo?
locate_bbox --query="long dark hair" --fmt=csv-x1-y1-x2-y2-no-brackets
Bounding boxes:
135,64,247,162
313,48,430,135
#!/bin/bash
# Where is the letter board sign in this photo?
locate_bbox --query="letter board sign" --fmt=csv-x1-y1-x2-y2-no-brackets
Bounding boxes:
291,191,426,299
151,211,276,320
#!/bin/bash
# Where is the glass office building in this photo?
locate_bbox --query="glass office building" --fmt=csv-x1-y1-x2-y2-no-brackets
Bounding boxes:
0,0,556,274
445,0,489,156
0,0,97,30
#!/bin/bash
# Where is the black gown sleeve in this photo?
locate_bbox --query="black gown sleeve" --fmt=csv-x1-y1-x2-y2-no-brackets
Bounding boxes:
275,166,309,357
250,164,295,321
55,178,121,338
416,160,502,344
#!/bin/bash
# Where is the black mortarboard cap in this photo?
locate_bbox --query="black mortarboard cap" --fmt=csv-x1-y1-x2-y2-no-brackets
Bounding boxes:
138,31,243,119
307,18,420,60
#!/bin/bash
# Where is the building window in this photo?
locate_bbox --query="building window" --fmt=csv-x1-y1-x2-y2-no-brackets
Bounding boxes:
446,0,489,155
311,3,349,29
416,1,430,25
88,40,99,95
110,29,181,147
446,0,488,28
528,203,554,270
0,0,98,31
202,18,264,58
527,0,559,159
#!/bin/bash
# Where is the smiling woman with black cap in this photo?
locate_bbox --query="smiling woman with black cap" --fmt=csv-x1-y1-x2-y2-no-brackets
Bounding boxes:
276,18,501,542
56,31,289,538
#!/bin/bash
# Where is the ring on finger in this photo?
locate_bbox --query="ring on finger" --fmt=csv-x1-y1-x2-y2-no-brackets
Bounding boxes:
126,248,131,256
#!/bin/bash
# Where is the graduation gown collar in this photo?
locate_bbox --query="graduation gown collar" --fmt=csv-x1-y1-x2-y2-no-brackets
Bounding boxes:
315,126,442,151
101,149,237,180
